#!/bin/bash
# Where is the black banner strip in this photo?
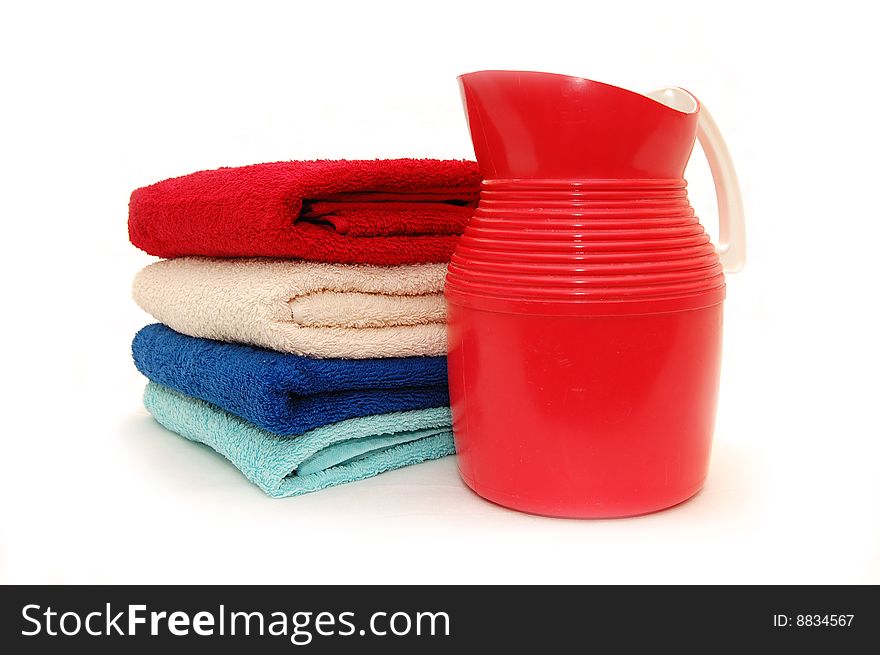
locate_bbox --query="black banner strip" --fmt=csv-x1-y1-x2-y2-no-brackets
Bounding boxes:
1,585,877,652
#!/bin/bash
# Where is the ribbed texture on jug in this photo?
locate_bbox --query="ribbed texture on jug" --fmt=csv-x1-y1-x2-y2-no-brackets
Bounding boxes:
445,179,726,315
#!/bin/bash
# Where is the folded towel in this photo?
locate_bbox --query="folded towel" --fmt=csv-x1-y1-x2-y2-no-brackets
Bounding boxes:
129,159,481,264
133,258,448,358
133,324,449,436
144,383,456,497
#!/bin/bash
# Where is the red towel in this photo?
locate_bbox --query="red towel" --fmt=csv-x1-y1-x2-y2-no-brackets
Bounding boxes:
129,159,482,264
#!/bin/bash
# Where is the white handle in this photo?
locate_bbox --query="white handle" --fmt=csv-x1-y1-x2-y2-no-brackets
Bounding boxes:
646,87,746,273
695,103,746,273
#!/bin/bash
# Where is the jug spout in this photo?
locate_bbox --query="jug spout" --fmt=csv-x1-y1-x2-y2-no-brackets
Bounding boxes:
458,70,700,180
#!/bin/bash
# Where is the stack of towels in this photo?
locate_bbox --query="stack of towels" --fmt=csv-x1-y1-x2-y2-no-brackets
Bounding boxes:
129,159,482,496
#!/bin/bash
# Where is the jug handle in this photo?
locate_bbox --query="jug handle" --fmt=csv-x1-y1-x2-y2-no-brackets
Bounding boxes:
694,101,746,273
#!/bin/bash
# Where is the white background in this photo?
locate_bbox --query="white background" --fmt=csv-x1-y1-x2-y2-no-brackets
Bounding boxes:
1,0,877,584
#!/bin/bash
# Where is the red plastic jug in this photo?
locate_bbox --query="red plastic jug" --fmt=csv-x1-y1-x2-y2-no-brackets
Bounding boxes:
446,71,745,518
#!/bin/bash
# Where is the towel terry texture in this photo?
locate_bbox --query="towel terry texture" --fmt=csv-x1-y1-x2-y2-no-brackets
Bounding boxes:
133,324,449,436
133,257,449,358
128,159,481,264
144,383,455,497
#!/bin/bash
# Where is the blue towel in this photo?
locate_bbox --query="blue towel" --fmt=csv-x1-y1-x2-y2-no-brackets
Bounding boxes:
143,383,456,497
132,324,449,436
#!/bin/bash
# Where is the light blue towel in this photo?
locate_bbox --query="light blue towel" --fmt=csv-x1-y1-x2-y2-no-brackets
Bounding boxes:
143,383,456,497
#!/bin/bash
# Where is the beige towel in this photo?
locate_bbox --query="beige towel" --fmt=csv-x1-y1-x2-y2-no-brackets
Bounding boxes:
133,258,448,358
